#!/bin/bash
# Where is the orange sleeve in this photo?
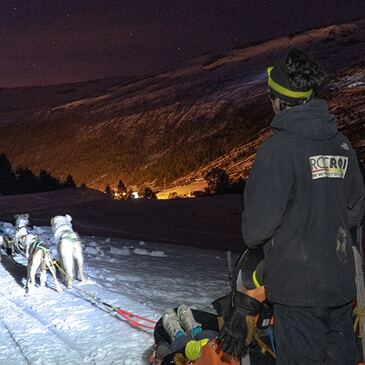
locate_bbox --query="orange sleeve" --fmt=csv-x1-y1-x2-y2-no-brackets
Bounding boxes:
242,286,266,303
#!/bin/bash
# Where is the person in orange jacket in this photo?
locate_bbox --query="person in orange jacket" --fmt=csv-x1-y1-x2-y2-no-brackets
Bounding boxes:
149,250,276,365
150,303,241,365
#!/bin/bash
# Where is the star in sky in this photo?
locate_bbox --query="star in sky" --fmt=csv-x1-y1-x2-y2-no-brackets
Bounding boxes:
0,0,363,87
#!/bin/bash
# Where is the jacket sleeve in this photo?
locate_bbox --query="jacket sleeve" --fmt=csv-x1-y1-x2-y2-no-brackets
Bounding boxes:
242,138,294,248
347,152,365,227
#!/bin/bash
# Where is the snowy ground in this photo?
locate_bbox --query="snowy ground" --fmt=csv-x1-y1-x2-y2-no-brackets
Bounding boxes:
0,221,231,364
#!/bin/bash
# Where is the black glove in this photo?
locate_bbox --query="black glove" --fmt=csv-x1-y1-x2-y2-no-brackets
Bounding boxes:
213,292,262,358
212,291,233,317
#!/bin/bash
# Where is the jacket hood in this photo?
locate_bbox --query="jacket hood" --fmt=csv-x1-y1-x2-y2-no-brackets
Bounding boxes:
271,99,338,140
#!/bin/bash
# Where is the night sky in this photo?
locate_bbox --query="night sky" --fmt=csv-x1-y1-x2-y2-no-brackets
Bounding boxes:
1,0,365,87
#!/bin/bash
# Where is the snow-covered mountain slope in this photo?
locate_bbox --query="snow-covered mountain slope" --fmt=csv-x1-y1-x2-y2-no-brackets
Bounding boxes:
0,76,130,127
328,62,365,162
0,221,231,364
0,19,364,191
169,61,365,189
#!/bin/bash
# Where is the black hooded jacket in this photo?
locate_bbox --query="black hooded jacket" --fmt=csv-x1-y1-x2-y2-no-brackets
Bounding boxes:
242,99,365,307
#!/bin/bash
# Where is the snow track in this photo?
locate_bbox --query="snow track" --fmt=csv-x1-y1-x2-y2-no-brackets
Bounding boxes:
0,291,84,364
0,257,154,364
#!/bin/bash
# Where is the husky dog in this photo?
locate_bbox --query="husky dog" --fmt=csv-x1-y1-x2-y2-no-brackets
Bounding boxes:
23,234,62,293
14,213,31,255
14,214,61,293
51,214,86,288
0,233,16,259
0,232,5,260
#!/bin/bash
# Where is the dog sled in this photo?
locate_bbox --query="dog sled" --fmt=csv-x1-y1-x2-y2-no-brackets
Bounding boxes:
149,307,275,365
148,247,276,365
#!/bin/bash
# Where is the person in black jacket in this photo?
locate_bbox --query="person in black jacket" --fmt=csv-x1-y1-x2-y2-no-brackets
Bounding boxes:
218,48,365,364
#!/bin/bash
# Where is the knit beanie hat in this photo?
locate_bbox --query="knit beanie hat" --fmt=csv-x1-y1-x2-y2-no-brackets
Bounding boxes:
267,48,326,105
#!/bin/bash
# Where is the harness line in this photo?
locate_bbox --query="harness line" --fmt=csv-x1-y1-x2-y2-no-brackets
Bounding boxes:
52,260,156,331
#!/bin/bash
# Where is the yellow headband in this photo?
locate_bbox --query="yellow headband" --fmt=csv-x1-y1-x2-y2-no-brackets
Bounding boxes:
267,66,313,99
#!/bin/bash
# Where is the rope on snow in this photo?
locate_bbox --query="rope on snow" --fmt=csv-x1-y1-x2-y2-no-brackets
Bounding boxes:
52,260,156,331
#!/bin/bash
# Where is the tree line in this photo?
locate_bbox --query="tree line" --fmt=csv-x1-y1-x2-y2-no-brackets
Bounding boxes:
204,167,246,195
104,167,246,201
104,180,157,200
0,154,76,195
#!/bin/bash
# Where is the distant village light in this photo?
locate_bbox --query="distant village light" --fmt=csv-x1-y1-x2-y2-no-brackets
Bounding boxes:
132,192,139,199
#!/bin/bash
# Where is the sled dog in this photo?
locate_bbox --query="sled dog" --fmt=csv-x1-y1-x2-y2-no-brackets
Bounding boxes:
14,214,61,293
25,234,62,293
14,213,31,255
0,233,5,260
51,214,86,288
0,233,16,259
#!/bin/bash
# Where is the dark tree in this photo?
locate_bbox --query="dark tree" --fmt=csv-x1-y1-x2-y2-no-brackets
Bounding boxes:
16,167,40,194
116,179,127,199
228,177,246,194
0,154,17,195
143,187,157,199
204,167,230,195
63,175,76,188
38,169,62,192
104,184,114,198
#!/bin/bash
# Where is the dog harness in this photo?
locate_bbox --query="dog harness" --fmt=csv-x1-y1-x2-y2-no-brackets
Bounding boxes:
29,239,50,257
60,232,80,243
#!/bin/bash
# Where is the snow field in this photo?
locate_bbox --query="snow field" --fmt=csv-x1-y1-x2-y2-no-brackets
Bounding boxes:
0,222,231,364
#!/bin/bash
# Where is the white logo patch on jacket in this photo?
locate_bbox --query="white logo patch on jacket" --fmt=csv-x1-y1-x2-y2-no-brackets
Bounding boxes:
309,155,348,179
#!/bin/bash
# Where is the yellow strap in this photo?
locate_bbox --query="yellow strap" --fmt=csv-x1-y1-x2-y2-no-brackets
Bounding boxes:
353,306,365,338
252,270,261,288
267,66,313,99
53,260,69,278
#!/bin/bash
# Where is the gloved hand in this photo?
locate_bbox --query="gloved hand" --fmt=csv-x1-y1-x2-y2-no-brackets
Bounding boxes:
213,291,262,358
212,291,233,317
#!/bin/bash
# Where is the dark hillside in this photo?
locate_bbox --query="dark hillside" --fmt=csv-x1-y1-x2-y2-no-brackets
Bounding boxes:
0,188,244,251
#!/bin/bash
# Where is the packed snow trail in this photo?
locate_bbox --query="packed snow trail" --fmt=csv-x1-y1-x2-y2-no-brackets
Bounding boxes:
0,258,154,364
0,223,231,364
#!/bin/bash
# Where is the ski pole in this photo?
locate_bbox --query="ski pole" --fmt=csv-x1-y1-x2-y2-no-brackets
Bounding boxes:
353,224,365,359
226,251,235,292
355,223,364,276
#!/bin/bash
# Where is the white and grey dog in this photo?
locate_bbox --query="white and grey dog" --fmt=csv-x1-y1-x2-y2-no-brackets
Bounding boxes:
51,214,86,288
15,213,31,255
15,214,61,293
0,227,7,258
0,233,5,260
